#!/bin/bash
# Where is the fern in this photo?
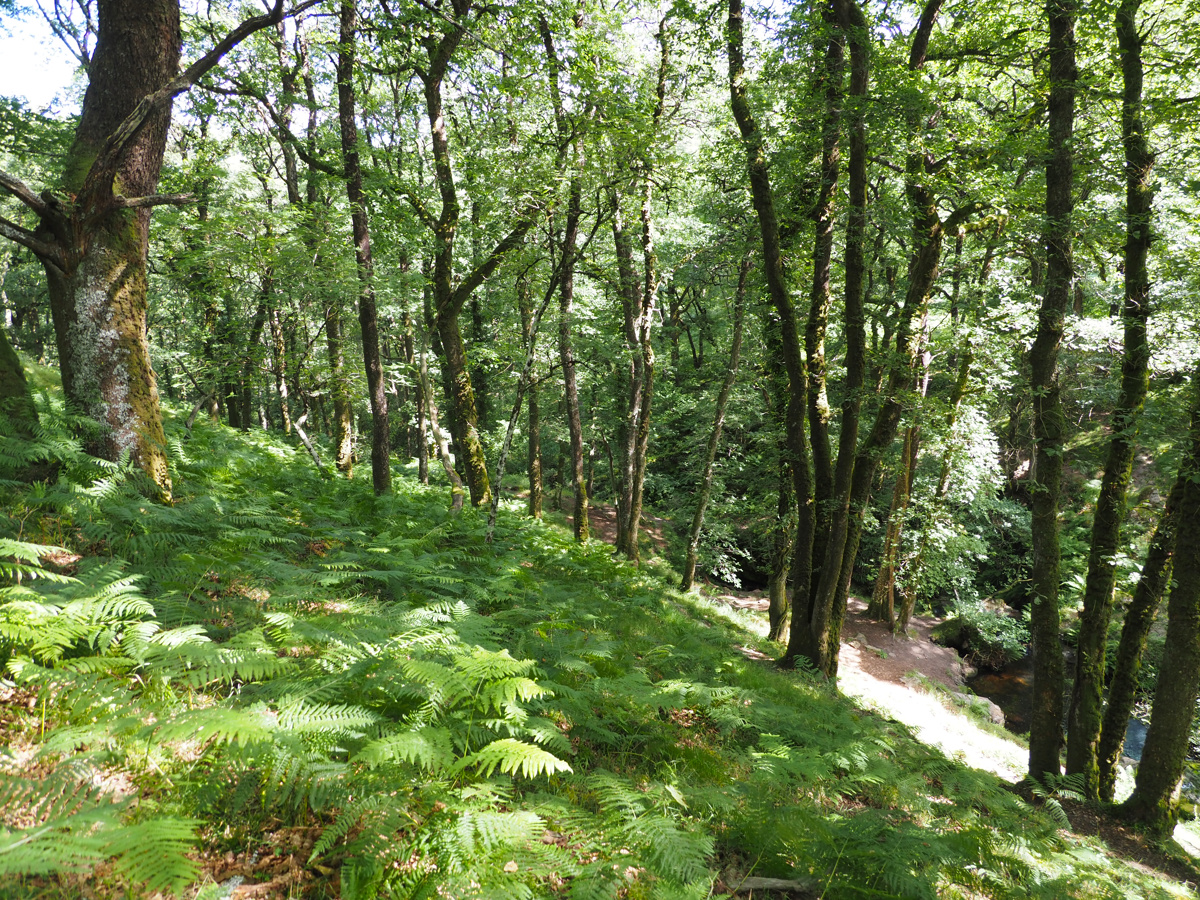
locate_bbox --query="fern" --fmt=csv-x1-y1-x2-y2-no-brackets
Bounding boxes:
0,767,197,894
459,739,573,780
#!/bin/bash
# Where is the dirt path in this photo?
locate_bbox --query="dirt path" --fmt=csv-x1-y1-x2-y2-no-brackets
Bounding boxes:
702,587,1028,782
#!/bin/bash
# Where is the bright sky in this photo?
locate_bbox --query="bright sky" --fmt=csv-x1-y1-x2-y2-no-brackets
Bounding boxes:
0,7,81,113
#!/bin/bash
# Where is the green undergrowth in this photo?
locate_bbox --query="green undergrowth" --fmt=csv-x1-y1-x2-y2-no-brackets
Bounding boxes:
0,404,1194,899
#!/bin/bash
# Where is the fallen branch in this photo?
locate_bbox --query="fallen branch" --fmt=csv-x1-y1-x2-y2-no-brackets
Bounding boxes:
727,875,818,896
293,413,323,469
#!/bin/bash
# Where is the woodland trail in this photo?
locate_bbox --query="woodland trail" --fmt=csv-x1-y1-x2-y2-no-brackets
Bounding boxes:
705,587,1030,782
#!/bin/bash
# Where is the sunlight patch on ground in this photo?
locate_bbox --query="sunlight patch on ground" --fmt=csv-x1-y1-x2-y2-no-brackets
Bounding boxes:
836,650,1028,782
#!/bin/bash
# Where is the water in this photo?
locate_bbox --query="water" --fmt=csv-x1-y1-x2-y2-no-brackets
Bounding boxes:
967,655,1146,761
1122,717,1148,761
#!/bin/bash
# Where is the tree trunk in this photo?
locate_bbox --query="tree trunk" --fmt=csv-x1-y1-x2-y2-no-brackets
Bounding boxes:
239,292,268,431
1121,375,1200,834
268,300,292,435
869,425,919,625
0,326,38,439
1066,0,1153,797
727,0,815,667
337,0,390,495
805,8,845,578
1027,0,1076,782
416,9,533,507
767,468,795,642
541,19,588,542
612,185,644,557
323,296,354,477
419,333,464,512
518,276,543,518
1097,474,1182,801
681,252,749,591
34,0,181,498
789,0,871,673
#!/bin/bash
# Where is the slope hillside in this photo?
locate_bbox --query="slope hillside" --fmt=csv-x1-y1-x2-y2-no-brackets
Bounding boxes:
0,407,1197,899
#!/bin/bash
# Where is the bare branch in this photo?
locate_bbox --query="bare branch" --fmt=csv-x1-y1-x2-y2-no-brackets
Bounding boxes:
0,215,64,269
0,171,51,217
114,192,194,209
81,0,325,201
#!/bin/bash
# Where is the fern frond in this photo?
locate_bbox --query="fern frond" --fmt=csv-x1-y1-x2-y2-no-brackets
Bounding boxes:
458,739,572,780
356,727,454,772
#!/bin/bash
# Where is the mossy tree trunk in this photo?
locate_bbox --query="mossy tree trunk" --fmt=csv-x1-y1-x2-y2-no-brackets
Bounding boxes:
34,0,180,498
1065,0,1153,798
337,0,390,495
415,5,534,508
727,0,815,667
805,8,845,582
1097,474,1181,801
0,2,296,500
1121,374,1200,835
1027,0,1077,782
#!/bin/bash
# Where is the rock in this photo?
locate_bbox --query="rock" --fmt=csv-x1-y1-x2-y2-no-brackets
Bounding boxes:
949,691,1005,726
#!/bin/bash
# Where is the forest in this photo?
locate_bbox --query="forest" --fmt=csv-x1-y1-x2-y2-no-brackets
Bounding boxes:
3,0,1200,896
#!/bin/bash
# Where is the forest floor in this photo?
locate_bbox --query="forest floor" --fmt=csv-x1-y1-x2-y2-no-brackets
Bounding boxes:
6,432,1200,898
576,503,1200,885
703,584,1200,885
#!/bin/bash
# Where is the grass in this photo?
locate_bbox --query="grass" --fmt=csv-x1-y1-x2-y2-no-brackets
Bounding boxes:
0,400,1196,899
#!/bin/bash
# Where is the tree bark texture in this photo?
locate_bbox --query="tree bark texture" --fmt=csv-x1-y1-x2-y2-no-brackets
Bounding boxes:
337,0,390,495
727,0,815,667
1065,0,1153,797
1122,375,1200,834
1028,0,1076,781
39,0,180,498
791,0,871,673
2,1,298,498
1097,475,1181,801
681,253,749,591
805,9,845,548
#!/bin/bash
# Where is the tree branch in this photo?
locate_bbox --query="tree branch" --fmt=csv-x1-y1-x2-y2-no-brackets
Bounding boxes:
444,203,540,317
115,192,194,209
81,0,325,202
400,190,437,230
0,216,64,270
204,79,341,177
0,170,51,217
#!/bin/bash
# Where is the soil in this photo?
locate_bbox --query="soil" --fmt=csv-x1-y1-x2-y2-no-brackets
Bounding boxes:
566,502,671,552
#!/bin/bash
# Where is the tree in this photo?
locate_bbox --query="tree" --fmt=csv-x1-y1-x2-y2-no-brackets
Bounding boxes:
1027,0,1076,782
0,0,306,499
336,0,390,495
681,251,749,591
1065,0,1154,798
1121,371,1200,834
411,0,537,507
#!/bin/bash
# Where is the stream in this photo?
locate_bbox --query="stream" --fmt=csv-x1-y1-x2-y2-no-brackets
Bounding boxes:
967,654,1148,762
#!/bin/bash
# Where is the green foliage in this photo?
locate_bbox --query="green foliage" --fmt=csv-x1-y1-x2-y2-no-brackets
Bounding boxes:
0,408,1191,899
932,595,1030,670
